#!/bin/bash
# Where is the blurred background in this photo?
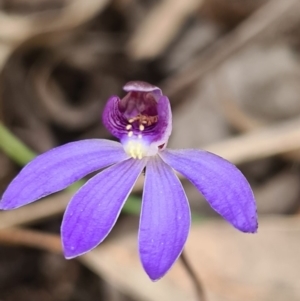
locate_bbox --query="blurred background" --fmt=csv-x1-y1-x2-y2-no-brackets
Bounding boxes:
0,0,300,300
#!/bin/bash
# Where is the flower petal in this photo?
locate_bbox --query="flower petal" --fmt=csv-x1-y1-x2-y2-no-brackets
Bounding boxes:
102,95,126,140
62,158,147,258
149,95,172,149
102,82,172,157
139,156,191,281
160,149,258,233
123,81,161,93
0,139,128,209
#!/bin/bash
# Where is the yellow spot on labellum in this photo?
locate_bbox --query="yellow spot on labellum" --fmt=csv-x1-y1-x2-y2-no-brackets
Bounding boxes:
126,124,132,130
125,140,146,160
128,131,133,137
139,124,145,131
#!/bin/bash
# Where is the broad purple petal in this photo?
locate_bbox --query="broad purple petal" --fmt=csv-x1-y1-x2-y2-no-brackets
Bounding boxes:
62,158,147,258
139,156,191,281
160,149,258,233
0,139,128,209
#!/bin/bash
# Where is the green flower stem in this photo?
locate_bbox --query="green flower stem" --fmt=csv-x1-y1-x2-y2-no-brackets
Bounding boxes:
0,123,36,165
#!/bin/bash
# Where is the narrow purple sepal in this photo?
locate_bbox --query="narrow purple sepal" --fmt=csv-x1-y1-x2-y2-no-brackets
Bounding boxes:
0,139,128,209
123,81,161,93
160,149,258,233
62,158,147,259
139,156,191,281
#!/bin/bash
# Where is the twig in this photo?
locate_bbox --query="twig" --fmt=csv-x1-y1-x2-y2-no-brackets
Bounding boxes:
162,0,300,97
180,250,206,301
212,74,300,162
0,192,72,229
0,227,62,253
127,0,203,60
0,0,111,44
212,74,263,132
204,117,300,165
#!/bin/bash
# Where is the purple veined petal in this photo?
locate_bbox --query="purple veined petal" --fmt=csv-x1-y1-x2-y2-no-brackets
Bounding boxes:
139,156,191,281
0,139,128,210
151,95,172,149
120,94,172,158
102,95,125,140
102,82,172,158
160,149,258,233
103,95,172,145
62,157,147,258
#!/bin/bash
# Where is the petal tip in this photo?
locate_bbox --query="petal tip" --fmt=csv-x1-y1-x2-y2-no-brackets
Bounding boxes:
0,196,31,210
144,269,165,282
237,218,258,234
141,256,177,282
63,242,97,260
0,200,10,210
63,253,77,260
62,244,82,260
62,237,82,259
149,275,162,282
250,222,259,234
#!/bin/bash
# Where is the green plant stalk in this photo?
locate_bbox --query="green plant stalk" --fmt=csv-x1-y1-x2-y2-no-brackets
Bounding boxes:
0,123,36,165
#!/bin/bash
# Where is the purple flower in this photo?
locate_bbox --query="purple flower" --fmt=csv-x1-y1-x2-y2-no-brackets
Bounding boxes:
0,81,257,281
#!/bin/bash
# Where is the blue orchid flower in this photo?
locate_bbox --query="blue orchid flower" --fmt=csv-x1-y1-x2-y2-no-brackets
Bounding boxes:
0,81,257,281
